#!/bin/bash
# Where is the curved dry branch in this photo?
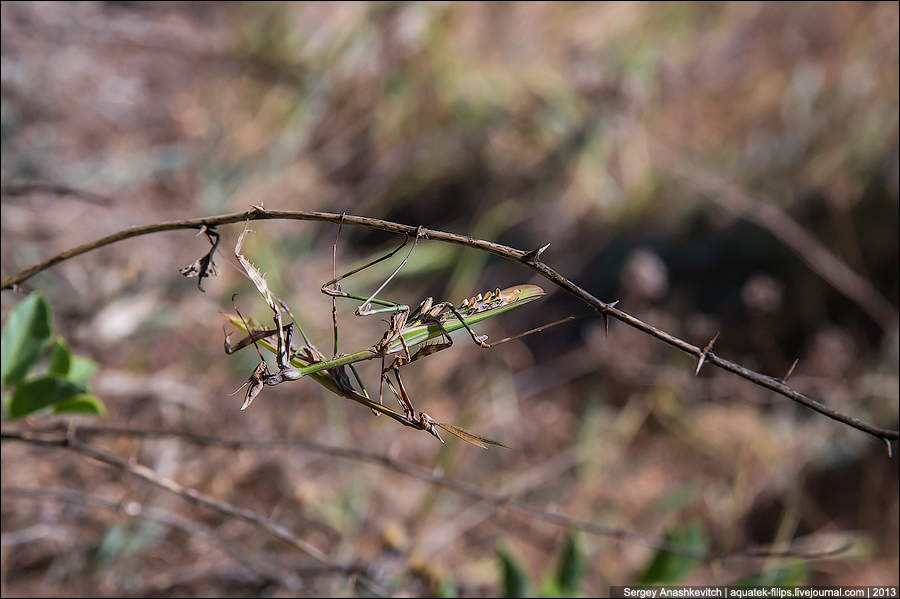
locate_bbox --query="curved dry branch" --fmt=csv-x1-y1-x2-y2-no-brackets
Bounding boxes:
1,486,308,590
1,181,114,206
0,429,335,567
1,423,854,562
1,207,897,443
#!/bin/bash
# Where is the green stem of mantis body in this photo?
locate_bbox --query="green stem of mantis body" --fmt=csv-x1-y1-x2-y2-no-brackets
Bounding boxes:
296,349,377,377
222,285,546,378
222,314,419,428
223,313,371,383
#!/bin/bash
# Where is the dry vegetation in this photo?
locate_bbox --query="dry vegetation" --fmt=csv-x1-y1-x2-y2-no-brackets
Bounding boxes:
1,2,898,597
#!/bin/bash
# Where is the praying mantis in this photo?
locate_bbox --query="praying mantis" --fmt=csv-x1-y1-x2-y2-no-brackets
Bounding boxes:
221,223,613,447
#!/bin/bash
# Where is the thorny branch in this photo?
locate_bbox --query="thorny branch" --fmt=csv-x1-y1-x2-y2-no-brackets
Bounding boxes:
0,423,858,562
0,429,390,595
1,207,896,444
652,144,899,332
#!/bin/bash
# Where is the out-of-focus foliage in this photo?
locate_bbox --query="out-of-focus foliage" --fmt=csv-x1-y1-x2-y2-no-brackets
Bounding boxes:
1,2,897,596
1,292,102,419
498,531,585,598
497,546,533,598
1,293,51,388
637,523,707,585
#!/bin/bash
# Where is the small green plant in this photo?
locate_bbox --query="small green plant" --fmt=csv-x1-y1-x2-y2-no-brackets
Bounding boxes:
497,532,584,598
1,292,104,419
636,522,707,584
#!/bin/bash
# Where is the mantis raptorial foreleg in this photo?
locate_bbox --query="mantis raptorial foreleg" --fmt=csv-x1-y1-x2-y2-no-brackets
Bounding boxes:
230,228,361,408
223,325,281,355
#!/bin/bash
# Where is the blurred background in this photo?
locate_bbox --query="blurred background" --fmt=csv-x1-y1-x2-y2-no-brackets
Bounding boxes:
1,2,897,596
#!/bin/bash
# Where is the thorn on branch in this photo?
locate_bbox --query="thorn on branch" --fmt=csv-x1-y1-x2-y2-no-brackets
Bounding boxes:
779,358,799,383
522,242,551,262
695,331,720,376
179,226,220,292
603,300,620,336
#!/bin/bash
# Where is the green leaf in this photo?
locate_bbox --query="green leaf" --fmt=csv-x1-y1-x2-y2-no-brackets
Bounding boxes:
47,339,72,377
1,393,11,420
555,532,584,596
66,356,98,387
46,338,97,388
637,522,707,584
8,375,85,419
435,577,458,598
53,394,106,417
96,524,131,561
497,547,532,598
1,293,53,388
539,575,563,598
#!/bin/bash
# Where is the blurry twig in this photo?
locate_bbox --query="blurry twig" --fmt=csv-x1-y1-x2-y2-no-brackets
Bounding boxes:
0,428,372,580
0,423,694,554
0,422,854,561
729,541,854,560
1,207,896,444
0,523,74,547
1,181,113,206
1,486,307,591
652,145,898,331
419,445,585,559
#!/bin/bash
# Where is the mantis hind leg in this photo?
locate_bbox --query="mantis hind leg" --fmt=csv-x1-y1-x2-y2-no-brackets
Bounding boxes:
383,365,415,420
320,227,424,316
392,318,455,367
224,326,281,355
426,302,490,348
